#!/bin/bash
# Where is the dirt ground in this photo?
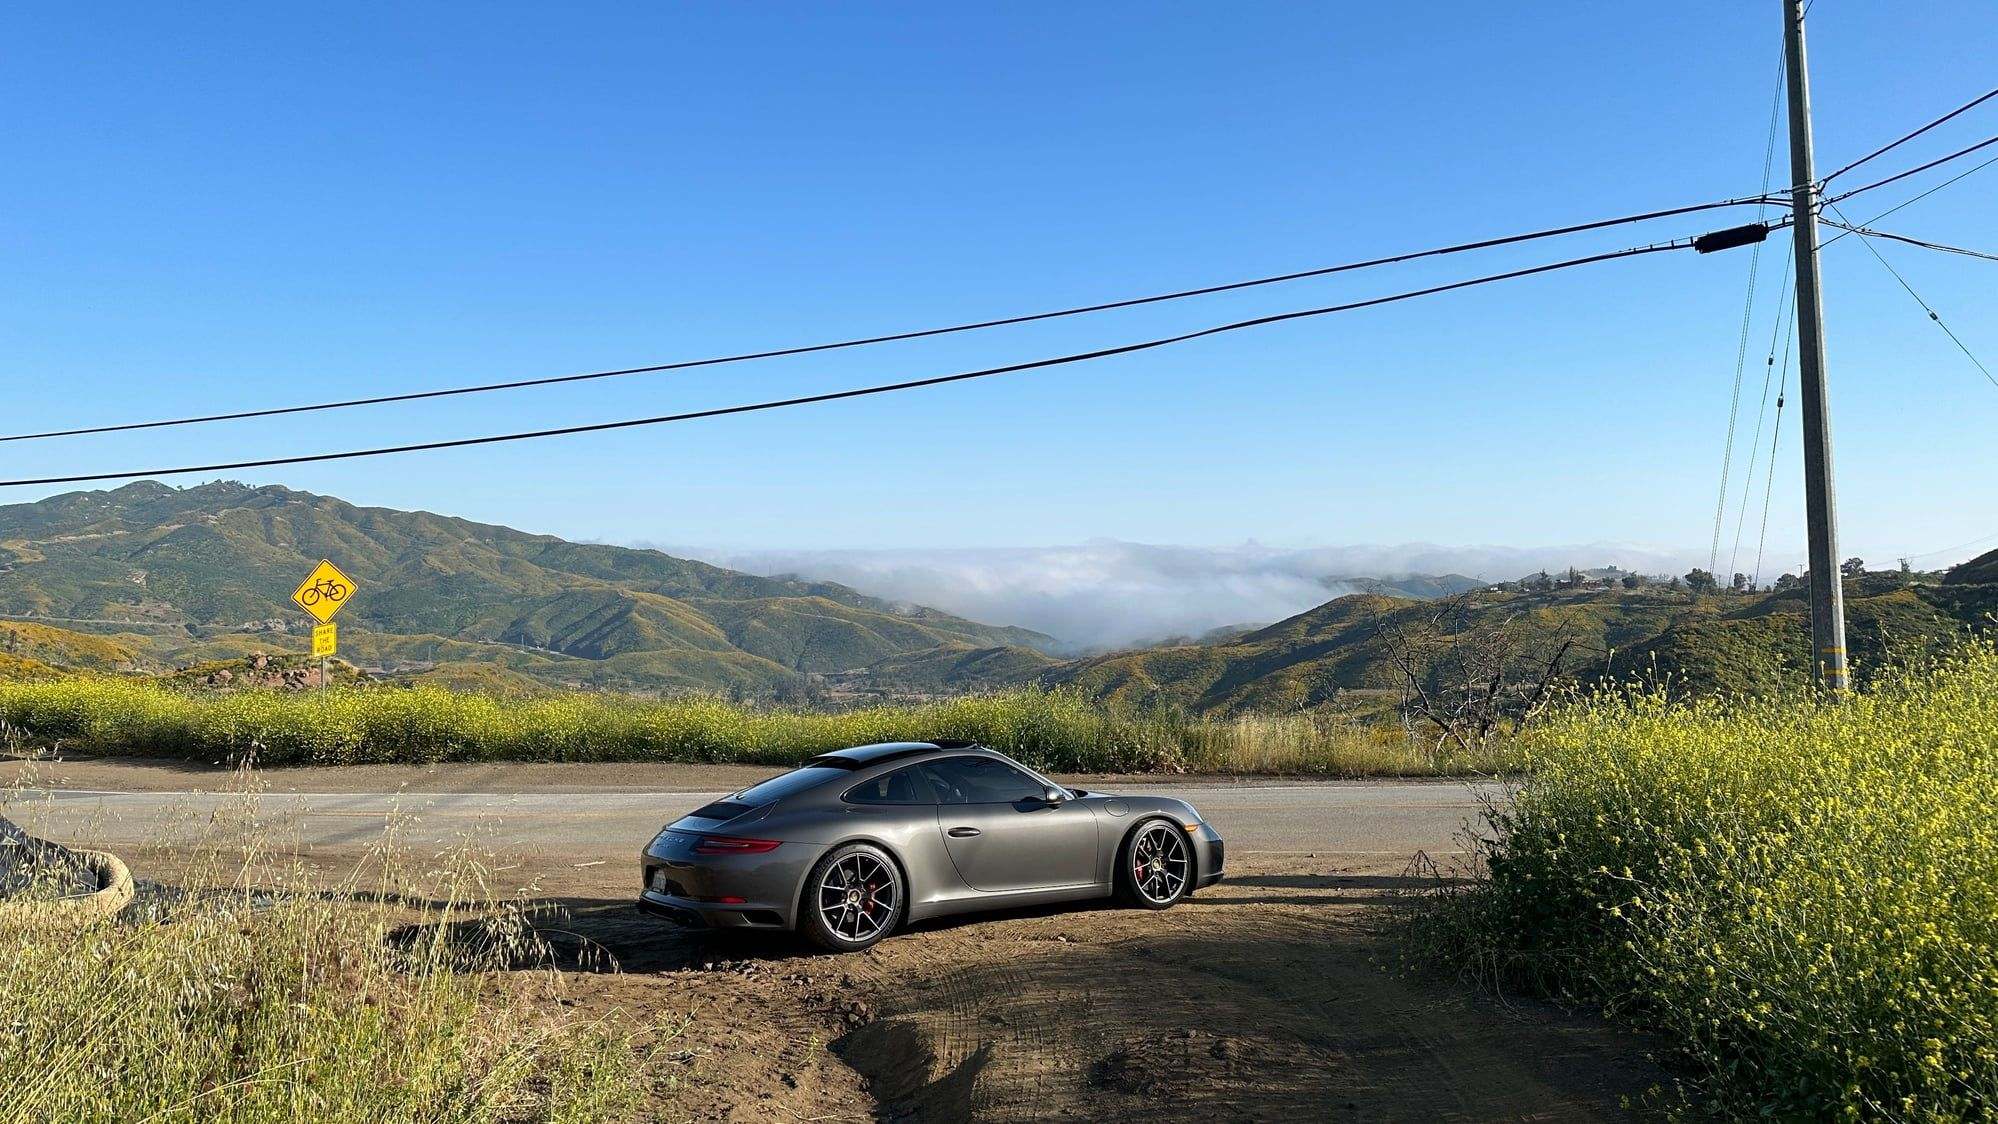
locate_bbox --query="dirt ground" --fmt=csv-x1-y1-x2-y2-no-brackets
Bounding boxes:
115,840,1661,1123
21,754,1656,1120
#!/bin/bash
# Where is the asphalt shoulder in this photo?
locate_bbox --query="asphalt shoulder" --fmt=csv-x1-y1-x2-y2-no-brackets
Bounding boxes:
2,755,1480,796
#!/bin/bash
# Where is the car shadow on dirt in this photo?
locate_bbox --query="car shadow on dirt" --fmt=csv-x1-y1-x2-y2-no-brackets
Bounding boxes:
487,875,1446,974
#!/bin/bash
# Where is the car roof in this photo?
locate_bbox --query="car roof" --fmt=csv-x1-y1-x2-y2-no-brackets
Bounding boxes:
812,740,983,767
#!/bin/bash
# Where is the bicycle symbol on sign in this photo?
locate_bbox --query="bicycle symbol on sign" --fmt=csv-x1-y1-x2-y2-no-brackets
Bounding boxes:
298,578,349,607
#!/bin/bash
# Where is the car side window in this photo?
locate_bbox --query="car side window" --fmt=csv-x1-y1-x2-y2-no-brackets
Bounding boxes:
919,757,1044,805
844,765,934,806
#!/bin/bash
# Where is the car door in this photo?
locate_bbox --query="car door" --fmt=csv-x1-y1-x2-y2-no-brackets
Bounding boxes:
920,756,1099,892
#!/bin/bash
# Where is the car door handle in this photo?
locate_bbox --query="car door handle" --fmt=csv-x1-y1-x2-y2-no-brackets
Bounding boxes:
946,826,981,838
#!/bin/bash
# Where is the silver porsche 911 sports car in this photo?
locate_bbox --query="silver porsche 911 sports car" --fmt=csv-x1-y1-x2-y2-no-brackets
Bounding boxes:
637,741,1224,951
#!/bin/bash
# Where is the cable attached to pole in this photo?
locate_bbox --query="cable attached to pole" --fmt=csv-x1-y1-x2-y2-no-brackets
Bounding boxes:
1823,133,1998,207
1819,86,1998,184
1826,202,1998,391
0,240,1701,488
1820,222,1998,263
1821,152,1998,250
0,195,1784,446
1732,242,1794,581
1711,61,1787,578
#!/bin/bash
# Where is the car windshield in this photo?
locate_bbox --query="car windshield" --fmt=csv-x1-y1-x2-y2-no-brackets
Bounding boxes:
730,765,848,806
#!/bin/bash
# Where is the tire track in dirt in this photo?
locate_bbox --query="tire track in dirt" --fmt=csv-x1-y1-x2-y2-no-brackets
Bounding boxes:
826,859,1659,1122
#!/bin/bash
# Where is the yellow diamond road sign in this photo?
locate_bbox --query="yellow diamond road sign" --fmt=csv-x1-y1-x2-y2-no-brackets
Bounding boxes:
312,622,338,659
291,559,357,623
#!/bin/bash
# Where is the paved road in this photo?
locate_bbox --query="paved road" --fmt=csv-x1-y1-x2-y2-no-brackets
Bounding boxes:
3,780,1502,859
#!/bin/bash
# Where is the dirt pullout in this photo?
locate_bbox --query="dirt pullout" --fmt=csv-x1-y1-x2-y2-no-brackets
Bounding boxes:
469,853,1656,1121
118,845,1658,1122
822,859,1657,1122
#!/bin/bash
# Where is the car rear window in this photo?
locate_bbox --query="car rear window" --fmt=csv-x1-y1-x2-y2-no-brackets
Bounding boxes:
685,800,756,821
727,764,849,807
844,765,934,805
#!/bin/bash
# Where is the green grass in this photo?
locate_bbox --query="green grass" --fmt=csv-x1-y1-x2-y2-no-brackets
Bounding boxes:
0,833,637,1123
0,677,1496,776
1409,639,1998,1120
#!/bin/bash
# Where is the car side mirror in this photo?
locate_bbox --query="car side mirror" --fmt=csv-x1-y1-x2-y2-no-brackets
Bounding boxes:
1041,786,1068,806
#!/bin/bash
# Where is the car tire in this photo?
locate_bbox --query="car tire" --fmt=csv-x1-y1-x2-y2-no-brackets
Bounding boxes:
1116,818,1193,910
798,842,906,952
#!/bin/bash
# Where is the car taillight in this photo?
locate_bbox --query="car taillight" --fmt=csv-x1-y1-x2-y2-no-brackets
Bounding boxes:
692,835,782,855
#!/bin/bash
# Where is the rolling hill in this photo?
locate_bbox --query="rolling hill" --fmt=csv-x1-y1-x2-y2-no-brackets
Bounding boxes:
0,481,1054,694
1041,563,1998,715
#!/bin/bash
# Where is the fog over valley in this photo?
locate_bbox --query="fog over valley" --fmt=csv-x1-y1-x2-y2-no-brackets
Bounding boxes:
665,539,1713,650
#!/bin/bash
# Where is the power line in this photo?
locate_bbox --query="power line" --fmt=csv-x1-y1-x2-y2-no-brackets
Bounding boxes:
1749,244,1799,589
1910,531,1998,559
1821,151,1998,249
1820,86,1998,183
1822,132,1998,207
1826,202,1998,390
6,114,1987,448
1732,242,1794,580
0,240,1696,488
1711,58,1787,577
1820,222,1998,263
1750,312,1795,589
0,194,1784,446
0,71,1981,452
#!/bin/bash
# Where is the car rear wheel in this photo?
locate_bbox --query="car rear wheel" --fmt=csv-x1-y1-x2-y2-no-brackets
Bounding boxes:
799,843,905,952
1117,819,1192,909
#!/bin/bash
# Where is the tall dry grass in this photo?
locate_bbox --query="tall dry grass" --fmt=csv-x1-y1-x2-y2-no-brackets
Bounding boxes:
0,780,637,1123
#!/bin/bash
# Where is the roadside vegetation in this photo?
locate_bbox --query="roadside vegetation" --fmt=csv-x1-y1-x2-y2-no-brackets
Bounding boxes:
0,803,637,1123
0,677,1498,776
1411,638,1998,1119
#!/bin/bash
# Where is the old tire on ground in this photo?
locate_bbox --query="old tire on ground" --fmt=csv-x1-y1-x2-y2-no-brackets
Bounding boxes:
1116,818,1192,910
799,842,905,953
0,848,134,926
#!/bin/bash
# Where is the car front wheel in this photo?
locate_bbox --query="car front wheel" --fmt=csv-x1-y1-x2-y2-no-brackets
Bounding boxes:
1117,819,1192,909
799,842,905,952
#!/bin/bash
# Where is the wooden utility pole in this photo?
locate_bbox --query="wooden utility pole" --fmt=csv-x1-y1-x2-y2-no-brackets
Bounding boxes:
1781,0,1850,691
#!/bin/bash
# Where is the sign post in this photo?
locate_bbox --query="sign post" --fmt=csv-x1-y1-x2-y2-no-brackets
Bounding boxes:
291,559,357,692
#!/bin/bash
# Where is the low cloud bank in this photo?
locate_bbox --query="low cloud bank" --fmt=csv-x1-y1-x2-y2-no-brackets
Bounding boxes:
663,540,1707,651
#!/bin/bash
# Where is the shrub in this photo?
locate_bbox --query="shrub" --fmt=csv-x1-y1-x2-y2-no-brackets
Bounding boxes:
1414,639,1998,1119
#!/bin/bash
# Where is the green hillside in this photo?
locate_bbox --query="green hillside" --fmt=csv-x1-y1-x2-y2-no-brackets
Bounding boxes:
1334,573,1486,599
0,481,1053,694
1044,563,1998,714
823,643,1064,701
1943,546,1998,587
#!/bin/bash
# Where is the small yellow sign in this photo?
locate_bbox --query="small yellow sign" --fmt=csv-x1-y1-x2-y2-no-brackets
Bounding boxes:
291,559,357,623
312,622,338,659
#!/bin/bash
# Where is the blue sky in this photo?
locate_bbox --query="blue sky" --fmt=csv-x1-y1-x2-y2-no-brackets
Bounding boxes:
4,1,1994,572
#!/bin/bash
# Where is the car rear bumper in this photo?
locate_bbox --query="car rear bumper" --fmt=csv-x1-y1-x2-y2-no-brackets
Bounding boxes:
639,831,814,930
636,888,789,930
